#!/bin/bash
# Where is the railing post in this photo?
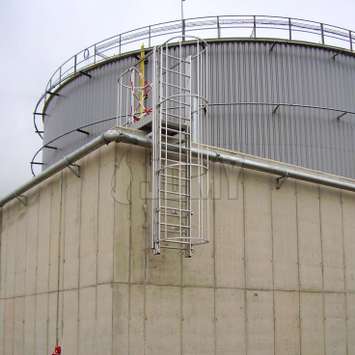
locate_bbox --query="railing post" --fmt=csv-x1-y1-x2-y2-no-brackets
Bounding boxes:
217,16,221,39
59,67,62,84
119,34,122,55
94,44,97,64
253,15,257,38
350,31,353,51
182,19,186,41
148,25,152,47
320,23,325,45
74,55,77,74
288,18,292,40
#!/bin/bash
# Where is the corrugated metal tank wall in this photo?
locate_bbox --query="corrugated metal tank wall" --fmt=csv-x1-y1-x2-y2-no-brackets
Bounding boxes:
44,40,355,178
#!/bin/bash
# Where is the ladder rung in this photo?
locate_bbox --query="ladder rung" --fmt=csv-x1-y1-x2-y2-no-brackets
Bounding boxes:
163,53,191,63
161,180,186,188
161,190,190,197
162,171,189,181
161,178,188,184
161,58,191,72
162,67,191,78
160,166,191,172
161,164,189,171
159,245,188,250
161,174,189,181
160,236,191,242
161,157,190,163
160,222,190,229
162,185,188,193
160,112,191,121
160,167,191,174
161,166,189,173
160,230,190,236
161,133,190,139
160,199,189,204
159,246,188,250
159,197,190,204
160,211,189,218
161,149,191,155
161,142,191,150
161,212,189,218
161,183,188,190
161,151,190,158
163,97,190,106
160,126,189,134
160,96,190,105
160,206,191,213
161,231,189,238
160,159,189,165
161,82,190,92
162,236,191,242
160,139,188,146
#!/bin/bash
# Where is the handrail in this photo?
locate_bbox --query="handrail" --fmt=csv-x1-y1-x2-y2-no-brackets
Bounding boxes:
44,15,355,95
31,101,355,176
33,15,355,139
33,15,355,138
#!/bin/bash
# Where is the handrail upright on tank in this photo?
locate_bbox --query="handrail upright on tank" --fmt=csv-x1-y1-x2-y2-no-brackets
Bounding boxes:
32,15,355,143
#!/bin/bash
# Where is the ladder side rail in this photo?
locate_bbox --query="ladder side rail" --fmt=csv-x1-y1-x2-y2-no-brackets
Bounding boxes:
151,47,158,252
178,41,183,247
188,54,193,255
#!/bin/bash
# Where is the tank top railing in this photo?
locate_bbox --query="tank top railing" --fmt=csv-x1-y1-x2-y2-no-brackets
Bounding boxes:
33,15,355,141
47,16,355,93
48,16,354,93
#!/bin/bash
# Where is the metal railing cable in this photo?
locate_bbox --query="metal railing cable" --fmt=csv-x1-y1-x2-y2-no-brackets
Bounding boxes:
31,102,355,176
208,102,355,120
31,115,121,176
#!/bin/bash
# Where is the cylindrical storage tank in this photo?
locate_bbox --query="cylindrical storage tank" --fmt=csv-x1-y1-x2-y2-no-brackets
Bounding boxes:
2,15,355,355
35,16,355,179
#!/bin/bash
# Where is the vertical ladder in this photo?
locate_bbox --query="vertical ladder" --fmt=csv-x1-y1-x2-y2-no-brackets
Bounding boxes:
151,39,209,257
117,36,209,257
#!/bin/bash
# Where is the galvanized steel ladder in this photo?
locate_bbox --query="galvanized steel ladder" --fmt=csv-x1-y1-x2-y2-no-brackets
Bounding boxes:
151,38,209,257
117,36,209,257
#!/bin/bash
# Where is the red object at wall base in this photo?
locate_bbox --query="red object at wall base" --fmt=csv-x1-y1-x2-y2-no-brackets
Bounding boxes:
51,344,61,354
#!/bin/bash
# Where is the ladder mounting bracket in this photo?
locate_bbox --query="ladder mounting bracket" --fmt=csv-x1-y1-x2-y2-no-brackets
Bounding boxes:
276,174,288,190
79,70,92,78
15,194,27,206
269,42,277,52
67,163,81,178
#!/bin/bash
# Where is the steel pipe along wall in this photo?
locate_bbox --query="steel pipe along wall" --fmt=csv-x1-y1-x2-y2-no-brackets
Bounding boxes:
40,37,355,179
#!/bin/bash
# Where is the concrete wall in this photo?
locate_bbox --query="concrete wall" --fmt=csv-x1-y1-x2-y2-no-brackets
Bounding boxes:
1,142,355,355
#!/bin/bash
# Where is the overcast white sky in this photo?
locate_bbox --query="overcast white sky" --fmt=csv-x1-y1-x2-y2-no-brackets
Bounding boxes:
0,0,354,198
